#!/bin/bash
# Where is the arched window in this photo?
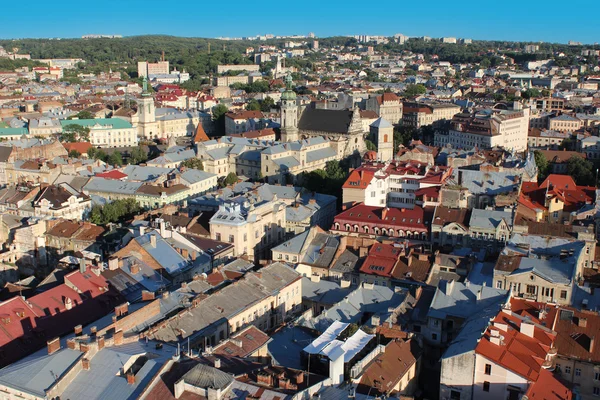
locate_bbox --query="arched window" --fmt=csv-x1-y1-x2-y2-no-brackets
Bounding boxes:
383,134,389,143
335,223,340,230
354,225,359,232
345,224,350,231
364,226,369,234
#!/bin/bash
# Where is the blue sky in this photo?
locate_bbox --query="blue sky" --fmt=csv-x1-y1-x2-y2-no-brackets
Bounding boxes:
2,0,599,44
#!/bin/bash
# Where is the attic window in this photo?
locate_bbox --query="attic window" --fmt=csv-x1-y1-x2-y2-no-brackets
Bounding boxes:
245,333,254,340
224,347,234,354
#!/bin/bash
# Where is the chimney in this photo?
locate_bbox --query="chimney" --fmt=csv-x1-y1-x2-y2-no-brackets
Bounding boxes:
130,262,140,275
115,303,129,317
108,257,119,271
520,322,535,338
310,274,321,283
74,325,83,336
98,336,105,350
67,338,77,350
90,326,97,336
159,220,166,237
80,343,90,353
82,358,90,371
579,318,588,328
126,372,136,385
114,330,124,345
79,258,87,274
359,246,369,257
141,291,155,301
47,337,60,355
295,372,304,385
182,248,189,259
139,226,146,236
150,234,157,248
214,358,221,369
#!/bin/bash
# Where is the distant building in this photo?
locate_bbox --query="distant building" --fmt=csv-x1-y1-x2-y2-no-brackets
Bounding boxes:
137,60,169,78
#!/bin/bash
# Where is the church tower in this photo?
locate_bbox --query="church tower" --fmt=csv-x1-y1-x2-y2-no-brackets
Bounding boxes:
280,74,299,143
370,117,394,162
137,76,158,139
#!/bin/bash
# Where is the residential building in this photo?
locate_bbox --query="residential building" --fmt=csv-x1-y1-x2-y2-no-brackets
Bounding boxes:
144,262,301,347
332,204,428,240
365,92,403,125
137,60,170,77
402,102,461,129
342,160,452,210
473,309,556,400
548,114,582,133
494,234,587,305
33,183,92,220
60,118,138,148
435,108,530,151
527,129,571,149
209,199,287,261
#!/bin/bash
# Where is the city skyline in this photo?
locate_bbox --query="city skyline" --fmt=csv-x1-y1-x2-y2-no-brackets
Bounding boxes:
1,0,599,44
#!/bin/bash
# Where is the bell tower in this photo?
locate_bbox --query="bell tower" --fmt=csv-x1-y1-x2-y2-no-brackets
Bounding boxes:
137,76,158,139
280,74,299,142
370,117,394,162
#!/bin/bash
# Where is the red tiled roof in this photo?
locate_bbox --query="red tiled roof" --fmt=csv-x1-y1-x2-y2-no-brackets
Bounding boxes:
63,142,92,154
96,170,128,180
476,311,555,382
193,123,210,143
525,368,572,400
334,204,428,233
360,243,402,277
342,168,376,189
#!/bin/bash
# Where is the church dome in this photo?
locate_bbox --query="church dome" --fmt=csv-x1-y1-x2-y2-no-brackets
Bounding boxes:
364,150,377,161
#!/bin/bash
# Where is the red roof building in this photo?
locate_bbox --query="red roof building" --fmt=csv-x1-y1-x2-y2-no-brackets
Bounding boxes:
332,204,428,239
0,267,120,367
474,309,556,399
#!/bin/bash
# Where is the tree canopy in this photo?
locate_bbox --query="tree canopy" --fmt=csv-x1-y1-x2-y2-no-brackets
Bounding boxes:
567,156,596,186
181,158,204,170
90,198,141,225
60,124,90,142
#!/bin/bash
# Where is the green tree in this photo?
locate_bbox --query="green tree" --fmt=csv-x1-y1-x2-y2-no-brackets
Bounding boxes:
325,160,345,180
246,99,261,111
212,104,228,135
365,139,377,151
534,150,549,181
261,96,275,112
68,149,81,158
129,146,148,164
74,110,94,120
567,156,596,186
61,124,90,142
223,172,238,186
522,88,541,99
108,152,123,166
93,149,108,162
89,198,141,225
393,126,416,149
181,158,204,170
403,84,427,98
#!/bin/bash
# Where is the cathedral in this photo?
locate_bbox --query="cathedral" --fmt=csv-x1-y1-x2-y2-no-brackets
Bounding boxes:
280,75,367,159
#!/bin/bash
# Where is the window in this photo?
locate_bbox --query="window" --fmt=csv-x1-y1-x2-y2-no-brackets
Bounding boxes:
483,382,490,392
243,233,247,242
560,290,568,300
450,390,461,400
594,387,600,396
575,368,581,377
496,281,502,289
485,364,492,375
595,371,600,381
565,366,571,374
526,285,536,295
229,235,234,243
215,233,221,241
432,333,437,340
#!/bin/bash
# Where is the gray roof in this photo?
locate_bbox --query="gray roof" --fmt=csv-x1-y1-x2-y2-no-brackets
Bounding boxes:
122,165,176,182
427,280,507,320
0,348,81,397
299,284,407,332
301,233,340,267
459,169,520,195
302,277,355,305
83,177,143,195
179,363,233,389
135,232,188,275
180,169,217,185
370,117,393,129
148,262,300,343
60,341,173,400
271,229,310,254
469,209,513,230
298,108,355,134
511,256,573,285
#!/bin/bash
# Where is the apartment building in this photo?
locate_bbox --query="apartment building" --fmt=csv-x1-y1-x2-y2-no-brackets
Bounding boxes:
60,118,138,148
137,60,170,77
527,128,571,149
402,102,461,129
548,114,582,133
365,92,403,125
342,160,452,210
209,200,287,261
435,108,530,151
